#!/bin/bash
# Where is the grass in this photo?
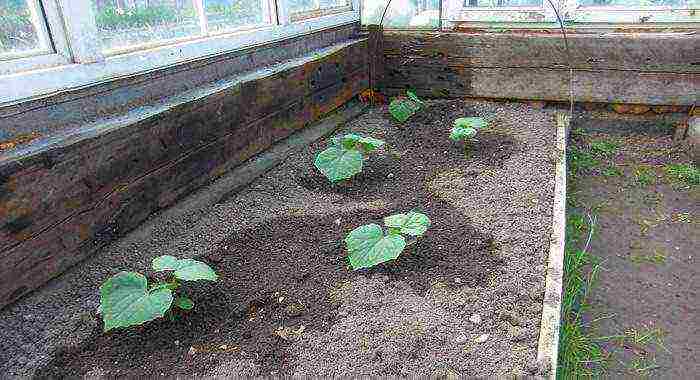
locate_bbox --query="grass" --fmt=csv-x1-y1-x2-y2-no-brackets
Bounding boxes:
568,146,600,176
629,250,667,265
590,139,620,158
558,212,612,379
634,166,657,187
602,166,624,177
664,163,700,187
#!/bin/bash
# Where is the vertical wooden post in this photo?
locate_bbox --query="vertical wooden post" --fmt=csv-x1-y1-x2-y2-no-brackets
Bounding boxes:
367,24,385,99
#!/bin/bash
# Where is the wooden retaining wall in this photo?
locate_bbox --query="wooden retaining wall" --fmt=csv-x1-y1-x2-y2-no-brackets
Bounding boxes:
373,31,699,105
0,32,368,309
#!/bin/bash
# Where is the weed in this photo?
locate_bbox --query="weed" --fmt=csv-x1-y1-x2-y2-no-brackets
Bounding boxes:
634,166,656,187
664,163,700,187
671,212,692,223
450,117,489,146
568,146,600,175
629,250,667,265
602,166,624,177
590,139,620,158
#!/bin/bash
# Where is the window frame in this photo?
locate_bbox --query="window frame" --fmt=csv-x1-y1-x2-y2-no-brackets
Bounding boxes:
0,0,360,105
0,0,73,75
443,0,699,28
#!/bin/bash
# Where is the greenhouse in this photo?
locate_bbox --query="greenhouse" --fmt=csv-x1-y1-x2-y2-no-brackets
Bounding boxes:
0,0,697,378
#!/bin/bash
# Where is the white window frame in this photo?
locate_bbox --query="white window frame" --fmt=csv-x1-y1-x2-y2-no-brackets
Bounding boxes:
0,0,360,105
0,0,73,75
443,0,699,28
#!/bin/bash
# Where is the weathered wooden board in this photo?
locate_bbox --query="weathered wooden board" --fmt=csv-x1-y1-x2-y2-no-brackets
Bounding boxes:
382,66,699,105
378,31,699,105
0,39,368,253
0,42,369,308
383,32,700,73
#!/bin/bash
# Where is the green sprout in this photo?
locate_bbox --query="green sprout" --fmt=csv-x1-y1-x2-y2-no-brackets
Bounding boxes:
99,255,218,332
345,211,430,270
450,117,489,144
314,133,385,183
389,90,424,122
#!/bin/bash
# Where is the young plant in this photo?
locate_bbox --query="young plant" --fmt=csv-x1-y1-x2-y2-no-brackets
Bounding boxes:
450,117,489,144
389,90,424,122
344,211,430,270
314,133,385,182
99,255,218,332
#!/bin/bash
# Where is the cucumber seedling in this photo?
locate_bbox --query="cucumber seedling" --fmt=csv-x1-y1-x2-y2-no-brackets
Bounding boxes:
450,117,489,146
314,133,385,183
344,211,430,270
99,255,218,332
389,90,424,123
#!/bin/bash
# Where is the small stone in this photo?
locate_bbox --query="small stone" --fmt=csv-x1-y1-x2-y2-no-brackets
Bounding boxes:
475,334,489,343
387,173,394,178
219,344,228,350
454,277,462,284
188,346,196,356
454,333,469,344
334,218,341,225
174,340,179,346
469,314,482,324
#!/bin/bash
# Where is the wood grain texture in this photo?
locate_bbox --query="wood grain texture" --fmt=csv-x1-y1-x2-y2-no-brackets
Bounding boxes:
379,32,700,105
0,39,369,308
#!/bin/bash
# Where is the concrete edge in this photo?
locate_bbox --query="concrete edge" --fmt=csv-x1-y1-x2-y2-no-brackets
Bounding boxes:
536,112,570,379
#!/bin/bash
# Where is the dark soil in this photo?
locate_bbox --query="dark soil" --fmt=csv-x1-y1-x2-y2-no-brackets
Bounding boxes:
569,114,699,379
1,100,557,378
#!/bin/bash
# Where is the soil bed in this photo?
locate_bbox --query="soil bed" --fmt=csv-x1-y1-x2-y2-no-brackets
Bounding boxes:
0,100,557,378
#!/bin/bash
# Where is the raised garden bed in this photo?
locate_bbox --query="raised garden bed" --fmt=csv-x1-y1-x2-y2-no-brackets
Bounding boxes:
0,99,565,378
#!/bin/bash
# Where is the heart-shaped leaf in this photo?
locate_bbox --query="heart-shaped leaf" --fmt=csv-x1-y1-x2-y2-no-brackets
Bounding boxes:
175,296,194,310
358,136,385,153
450,126,477,142
384,211,431,236
389,98,422,123
152,255,218,282
331,134,385,153
314,145,364,182
454,117,488,130
100,272,173,332
345,224,406,270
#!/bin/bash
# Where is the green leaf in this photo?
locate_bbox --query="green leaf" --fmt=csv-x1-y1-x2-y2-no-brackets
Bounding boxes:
345,224,406,270
450,126,477,142
100,272,173,332
358,136,385,153
331,134,385,153
406,90,423,104
314,145,364,182
454,117,488,130
175,296,194,310
152,255,179,271
152,255,218,282
383,211,431,237
389,98,422,123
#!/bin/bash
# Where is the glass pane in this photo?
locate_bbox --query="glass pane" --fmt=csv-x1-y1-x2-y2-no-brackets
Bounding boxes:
578,0,690,5
93,0,201,53
362,0,440,27
204,0,270,34
0,0,46,58
289,0,349,13
464,0,543,6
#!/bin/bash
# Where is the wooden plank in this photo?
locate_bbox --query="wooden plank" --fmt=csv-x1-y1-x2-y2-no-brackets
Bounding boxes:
383,66,699,105
367,25,386,92
0,39,368,253
382,32,700,73
0,68,368,308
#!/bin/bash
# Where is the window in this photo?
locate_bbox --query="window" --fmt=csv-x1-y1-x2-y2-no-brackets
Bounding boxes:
361,0,440,27
0,0,358,104
444,0,699,26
